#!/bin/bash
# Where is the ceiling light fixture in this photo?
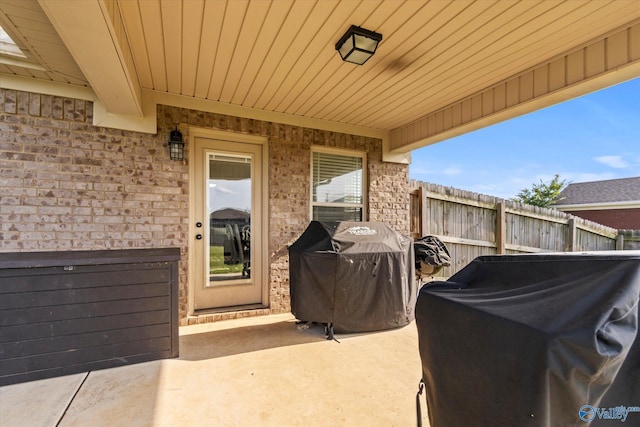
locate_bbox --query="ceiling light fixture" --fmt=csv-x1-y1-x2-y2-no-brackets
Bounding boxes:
335,25,382,65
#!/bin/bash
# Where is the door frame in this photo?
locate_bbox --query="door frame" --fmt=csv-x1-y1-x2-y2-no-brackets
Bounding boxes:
188,127,269,315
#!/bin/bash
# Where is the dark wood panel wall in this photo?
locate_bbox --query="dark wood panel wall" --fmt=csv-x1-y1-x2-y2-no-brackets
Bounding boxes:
0,248,180,386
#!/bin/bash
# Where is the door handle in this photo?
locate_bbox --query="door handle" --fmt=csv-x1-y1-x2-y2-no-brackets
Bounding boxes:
196,234,203,240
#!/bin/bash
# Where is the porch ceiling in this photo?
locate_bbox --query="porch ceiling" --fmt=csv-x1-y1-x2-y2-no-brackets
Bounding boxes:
0,0,639,157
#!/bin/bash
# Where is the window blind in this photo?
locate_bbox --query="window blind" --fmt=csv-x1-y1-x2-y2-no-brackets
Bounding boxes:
312,152,363,204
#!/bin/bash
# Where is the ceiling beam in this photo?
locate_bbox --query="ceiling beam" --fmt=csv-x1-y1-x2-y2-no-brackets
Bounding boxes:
389,22,640,153
38,0,142,117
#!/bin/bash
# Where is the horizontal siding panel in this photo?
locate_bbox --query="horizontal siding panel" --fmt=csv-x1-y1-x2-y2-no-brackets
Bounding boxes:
0,265,171,293
0,323,170,359
0,310,171,342
0,282,169,309
1,296,171,327
0,248,180,269
0,337,171,377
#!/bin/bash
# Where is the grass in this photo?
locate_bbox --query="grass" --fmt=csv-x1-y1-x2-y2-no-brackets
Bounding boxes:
209,245,244,274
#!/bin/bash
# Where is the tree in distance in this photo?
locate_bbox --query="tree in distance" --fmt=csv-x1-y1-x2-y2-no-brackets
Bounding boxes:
513,174,567,207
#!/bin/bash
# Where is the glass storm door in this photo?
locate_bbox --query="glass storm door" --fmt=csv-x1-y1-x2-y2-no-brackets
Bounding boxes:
194,137,263,310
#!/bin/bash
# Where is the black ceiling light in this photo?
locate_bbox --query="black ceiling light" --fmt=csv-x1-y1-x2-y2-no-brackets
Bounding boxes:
335,25,382,65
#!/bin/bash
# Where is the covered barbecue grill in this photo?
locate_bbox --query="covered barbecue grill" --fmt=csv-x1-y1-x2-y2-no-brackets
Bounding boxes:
289,221,416,335
415,252,640,427
414,235,451,281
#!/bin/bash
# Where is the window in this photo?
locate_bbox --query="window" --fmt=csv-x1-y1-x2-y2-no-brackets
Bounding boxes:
312,149,365,222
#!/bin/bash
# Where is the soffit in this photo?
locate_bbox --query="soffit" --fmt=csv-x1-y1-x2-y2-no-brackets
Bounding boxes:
0,0,87,85
0,1,639,143
117,0,640,130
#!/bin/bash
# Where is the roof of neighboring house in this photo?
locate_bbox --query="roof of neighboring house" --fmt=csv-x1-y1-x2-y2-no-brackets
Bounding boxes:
210,208,250,220
554,177,640,206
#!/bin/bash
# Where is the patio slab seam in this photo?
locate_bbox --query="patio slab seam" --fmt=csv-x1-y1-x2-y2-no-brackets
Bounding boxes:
55,372,90,427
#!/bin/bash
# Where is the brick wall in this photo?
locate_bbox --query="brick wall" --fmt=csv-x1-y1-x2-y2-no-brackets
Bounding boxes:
565,208,640,230
1,88,410,325
368,149,410,231
0,89,190,315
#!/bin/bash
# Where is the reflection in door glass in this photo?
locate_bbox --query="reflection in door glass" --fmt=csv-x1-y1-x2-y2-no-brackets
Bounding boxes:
207,153,251,285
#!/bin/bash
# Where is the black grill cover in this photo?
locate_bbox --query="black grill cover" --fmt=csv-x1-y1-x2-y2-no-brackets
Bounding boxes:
289,221,416,333
416,252,640,427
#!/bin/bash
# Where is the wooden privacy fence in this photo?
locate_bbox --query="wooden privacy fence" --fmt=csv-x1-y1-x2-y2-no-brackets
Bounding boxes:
619,230,640,250
410,180,625,278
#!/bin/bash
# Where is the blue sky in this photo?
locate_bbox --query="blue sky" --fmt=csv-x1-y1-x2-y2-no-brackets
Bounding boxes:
409,77,640,200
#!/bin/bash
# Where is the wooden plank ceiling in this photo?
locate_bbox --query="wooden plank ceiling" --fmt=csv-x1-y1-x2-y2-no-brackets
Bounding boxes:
0,0,639,154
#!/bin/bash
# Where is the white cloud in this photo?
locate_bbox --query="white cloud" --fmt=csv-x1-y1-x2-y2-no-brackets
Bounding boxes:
442,167,462,176
594,155,629,169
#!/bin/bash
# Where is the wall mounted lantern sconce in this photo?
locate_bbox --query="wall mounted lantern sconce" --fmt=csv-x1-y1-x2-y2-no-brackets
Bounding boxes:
335,25,382,65
168,127,184,161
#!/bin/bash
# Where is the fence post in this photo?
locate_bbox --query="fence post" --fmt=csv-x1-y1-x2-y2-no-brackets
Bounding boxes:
496,202,506,254
568,218,577,251
420,186,428,239
616,232,624,250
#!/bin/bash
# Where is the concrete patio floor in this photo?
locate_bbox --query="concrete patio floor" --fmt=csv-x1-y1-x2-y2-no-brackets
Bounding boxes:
0,313,430,427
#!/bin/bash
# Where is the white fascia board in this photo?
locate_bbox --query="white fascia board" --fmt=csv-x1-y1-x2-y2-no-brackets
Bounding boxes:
555,201,640,211
0,74,95,101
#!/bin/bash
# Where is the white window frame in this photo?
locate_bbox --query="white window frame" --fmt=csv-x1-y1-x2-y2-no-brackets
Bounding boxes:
310,147,367,222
